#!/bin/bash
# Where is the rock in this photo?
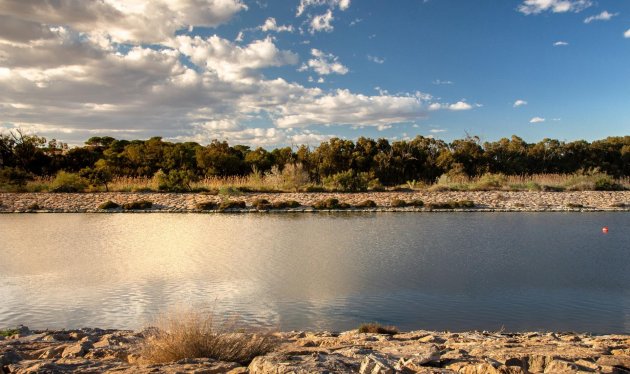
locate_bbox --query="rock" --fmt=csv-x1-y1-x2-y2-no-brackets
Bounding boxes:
359,354,394,374
61,341,93,358
1,349,23,365
249,352,356,373
597,355,630,370
17,325,31,336
37,346,66,359
542,359,579,373
395,345,441,371
527,355,553,373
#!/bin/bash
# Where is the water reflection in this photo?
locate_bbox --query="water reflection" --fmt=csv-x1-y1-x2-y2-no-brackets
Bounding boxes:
0,213,629,333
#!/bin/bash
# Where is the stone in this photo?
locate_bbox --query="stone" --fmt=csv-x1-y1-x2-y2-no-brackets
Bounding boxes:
395,345,441,371
37,346,66,359
527,355,554,373
597,355,630,370
249,352,356,373
61,341,93,358
359,354,394,374
542,359,579,373
1,349,23,365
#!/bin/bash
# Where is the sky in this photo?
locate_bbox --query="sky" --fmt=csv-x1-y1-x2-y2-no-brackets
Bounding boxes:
0,0,629,147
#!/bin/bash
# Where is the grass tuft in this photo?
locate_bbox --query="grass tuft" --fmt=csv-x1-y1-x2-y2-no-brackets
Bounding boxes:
122,200,153,210
218,200,246,211
357,323,399,335
355,200,377,208
98,200,120,210
312,198,350,210
141,310,278,365
195,201,217,210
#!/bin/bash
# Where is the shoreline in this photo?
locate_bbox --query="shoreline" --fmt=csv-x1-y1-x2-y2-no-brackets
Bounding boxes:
2,327,629,373
1,191,629,213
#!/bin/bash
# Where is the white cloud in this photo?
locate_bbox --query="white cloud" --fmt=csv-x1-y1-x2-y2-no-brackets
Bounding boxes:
554,41,569,46
448,101,473,111
0,0,248,43
530,117,546,123
518,0,592,15
625,29,630,38
296,0,350,16
299,49,348,75
173,35,299,80
513,99,528,107
432,79,453,85
429,129,446,133
309,10,334,33
367,55,385,64
584,11,618,23
260,17,294,33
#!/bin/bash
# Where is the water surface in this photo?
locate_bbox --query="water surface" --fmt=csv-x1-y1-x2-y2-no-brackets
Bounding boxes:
1,213,629,333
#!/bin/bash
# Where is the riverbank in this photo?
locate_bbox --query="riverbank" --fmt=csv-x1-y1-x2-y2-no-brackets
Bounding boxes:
1,327,629,373
0,191,629,213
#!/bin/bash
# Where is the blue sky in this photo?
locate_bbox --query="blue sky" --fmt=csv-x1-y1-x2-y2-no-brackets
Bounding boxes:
0,0,628,146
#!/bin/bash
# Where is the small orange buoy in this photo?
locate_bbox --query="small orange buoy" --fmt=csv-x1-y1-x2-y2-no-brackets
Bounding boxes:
602,227,609,234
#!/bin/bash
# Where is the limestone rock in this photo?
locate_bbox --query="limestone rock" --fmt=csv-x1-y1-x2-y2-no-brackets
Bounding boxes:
1,349,23,365
61,341,93,358
359,354,394,374
249,352,356,373
542,359,579,373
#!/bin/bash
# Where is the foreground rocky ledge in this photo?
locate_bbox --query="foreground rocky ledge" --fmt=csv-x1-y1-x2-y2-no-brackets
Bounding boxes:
2,327,629,373
1,191,629,213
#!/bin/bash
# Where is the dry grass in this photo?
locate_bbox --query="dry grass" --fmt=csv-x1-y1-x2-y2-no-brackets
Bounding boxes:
15,172,630,193
140,309,278,365
357,322,399,335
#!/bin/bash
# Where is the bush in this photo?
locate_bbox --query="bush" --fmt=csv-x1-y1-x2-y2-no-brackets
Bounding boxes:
0,167,32,191
472,173,507,190
271,200,301,209
428,200,475,209
218,186,244,196
594,177,624,191
312,198,350,210
252,198,271,210
50,171,87,193
357,323,398,335
409,199,424,207
98,201,120,210
141,309,278,365
323,170,377,192
155,169,197,192
0,329,19,337
196,201,217,210
218,200,246,211
566,203,584,208
303,185,327,192
355,200,377,208
390,199,407,207
122,200,153,210
27,203,41,210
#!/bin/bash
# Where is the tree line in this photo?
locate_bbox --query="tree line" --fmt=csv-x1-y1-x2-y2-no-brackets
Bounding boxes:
1,130,628,190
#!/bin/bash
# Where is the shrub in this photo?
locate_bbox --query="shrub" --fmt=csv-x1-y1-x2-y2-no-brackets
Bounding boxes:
271,200,301,209
355,200,377,208
0,167,32,191
594,177,624,191
390,199,408,208
252,198,271,210
566,203,584,208
27,203,41,210
611,202,628,208
196,201,217,210
50,171,87,193
122,200,153,210
218,186,244,196
357,323,398,335
312,198,350,210
266,163,310,192
303,185,326,192
323,170,377,192
141,309,278,365
218,200,246,211
80,166,113,191
98,201,120,210
409,199,424,207
429,200,475,209
155,169,197,192
472,173,507,190
0,329,19,337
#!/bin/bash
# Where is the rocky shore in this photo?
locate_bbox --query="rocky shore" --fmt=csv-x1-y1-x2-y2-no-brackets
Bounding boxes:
0,191,629,213
2,327,629,373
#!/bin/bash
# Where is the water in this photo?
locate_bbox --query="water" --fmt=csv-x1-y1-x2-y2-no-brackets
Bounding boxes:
1,213,629,333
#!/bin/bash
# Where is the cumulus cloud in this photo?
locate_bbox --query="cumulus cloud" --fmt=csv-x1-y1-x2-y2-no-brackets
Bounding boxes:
0,0,248,43
530,117,546,123
299,49,348,75
625,29,630,38
296,0,350,16
309,10,334,33
584,10,618,24
448,101,473,111
518,0,592,15
513,99,528,107
260,17,294,33
553,41,569,46
432,79,453,85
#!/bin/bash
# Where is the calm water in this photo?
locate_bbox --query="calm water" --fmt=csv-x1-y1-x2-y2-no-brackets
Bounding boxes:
1,213,629,333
